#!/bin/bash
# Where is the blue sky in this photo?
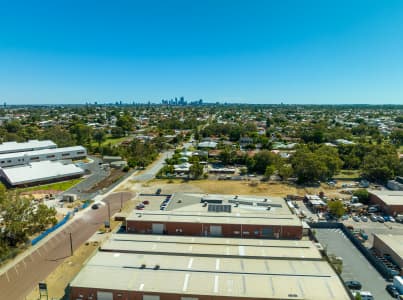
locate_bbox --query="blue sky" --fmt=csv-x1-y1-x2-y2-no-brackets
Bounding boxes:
1,0,403,104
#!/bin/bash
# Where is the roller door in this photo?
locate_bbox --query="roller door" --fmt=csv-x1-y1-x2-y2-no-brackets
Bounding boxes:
152,223,164,234
262,227,274,238
210,225,222,236
97,291,113,300
143,296,160,300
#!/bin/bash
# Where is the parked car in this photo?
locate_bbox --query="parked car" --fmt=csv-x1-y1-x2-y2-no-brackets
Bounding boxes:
91,204,99,210
136,203,145,210
389,216,396,223
370,214,378,222
352,291,373,300
353,216,360,222
142,200,150,205
156,188,162,195
341,215,349,221
386,284,400,298
345,280,362,290
377,216,385,223
361,216,368,222
368,206,380,213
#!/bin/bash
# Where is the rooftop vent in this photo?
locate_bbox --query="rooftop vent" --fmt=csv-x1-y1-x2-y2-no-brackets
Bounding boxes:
154,264,160,270
266,206,271,211
140,264,146,269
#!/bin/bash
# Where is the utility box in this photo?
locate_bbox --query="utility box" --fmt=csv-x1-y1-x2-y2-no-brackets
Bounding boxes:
62,194,77,202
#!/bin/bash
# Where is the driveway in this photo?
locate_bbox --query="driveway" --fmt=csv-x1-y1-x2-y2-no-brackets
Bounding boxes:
315,228,394,300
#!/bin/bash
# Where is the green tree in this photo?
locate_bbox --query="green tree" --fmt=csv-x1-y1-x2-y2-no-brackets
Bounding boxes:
264,165,276,180
278,165,293,180
353,189,370,205
327,200,345,218
93,130,106,147
189,161,204,179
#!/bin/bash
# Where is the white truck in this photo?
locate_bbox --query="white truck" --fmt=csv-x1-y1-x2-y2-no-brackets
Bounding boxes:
394,276,403,295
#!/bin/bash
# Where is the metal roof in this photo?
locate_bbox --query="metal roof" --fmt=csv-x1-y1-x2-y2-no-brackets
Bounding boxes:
70,251,350,300
0,160,84,185
0,145,86,160
370,190,403,206
127,210,302,227
101,234,322,260
374,234,403,258
0,140,56,154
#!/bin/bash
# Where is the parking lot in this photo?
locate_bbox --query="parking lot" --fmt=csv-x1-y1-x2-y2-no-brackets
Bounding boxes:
315,228,394,300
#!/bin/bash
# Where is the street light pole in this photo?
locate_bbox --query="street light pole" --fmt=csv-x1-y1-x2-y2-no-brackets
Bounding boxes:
120,192,123,209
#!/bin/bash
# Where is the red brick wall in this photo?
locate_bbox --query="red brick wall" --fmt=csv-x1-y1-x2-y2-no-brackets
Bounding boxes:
126,220,302,239
369,194,403,215
70,287,281,300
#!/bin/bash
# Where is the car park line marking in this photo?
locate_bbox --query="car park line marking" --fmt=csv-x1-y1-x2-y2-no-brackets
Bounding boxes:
22,259,27,269
14,266,19,276
5,271,10,282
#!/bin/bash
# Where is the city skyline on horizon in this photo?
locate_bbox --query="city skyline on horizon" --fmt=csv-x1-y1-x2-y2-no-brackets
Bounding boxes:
1,1,403,105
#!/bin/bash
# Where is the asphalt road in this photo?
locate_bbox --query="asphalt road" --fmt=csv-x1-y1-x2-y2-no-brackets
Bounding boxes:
315,228,394,300
63,156,110,200
131,151,173,181
0,191,133,300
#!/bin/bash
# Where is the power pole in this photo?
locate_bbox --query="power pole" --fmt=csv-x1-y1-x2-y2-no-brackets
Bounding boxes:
107,202,111,223
69,232,73,256
120,192,123,210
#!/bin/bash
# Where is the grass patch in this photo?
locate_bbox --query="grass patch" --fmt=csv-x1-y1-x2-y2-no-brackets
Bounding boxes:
17,178,83,193
334,169,361,180
91,135,130,147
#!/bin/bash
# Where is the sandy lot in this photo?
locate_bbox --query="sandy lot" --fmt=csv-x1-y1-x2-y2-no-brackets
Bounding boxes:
119,179,346,199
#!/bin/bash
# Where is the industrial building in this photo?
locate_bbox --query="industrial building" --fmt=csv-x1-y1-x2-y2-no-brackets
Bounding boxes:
0,139,56,154
100,234,322,260
369,190,403,215
69,234,350,300
0,160,84,187
0,146,87,167
372,233,403,274
126,193,302,239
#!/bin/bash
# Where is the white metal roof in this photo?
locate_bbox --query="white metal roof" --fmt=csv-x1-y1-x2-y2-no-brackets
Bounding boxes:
0,160,84,185
0,140,56,154
0,145,86,160
70,251,350,299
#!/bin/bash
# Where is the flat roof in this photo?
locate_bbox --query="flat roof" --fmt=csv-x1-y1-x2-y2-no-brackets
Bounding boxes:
70,251,349,300
0,145,86,160
127,210,301,227
0,160,84,185
374,234,403,258
169,193,293,215
0,140,56,154
370,190,403,206
101,234,322,260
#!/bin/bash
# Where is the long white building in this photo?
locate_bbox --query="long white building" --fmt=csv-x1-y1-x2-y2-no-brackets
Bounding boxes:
0,146,87,168
0,161,85,187
0,140,57,154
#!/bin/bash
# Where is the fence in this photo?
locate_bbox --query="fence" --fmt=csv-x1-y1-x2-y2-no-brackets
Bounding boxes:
31,212,72,246
309,221,392,279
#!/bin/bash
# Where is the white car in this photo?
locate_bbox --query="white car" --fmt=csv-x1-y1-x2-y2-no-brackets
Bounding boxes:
353,216,360,222
389,216,396,222
361,216,368,222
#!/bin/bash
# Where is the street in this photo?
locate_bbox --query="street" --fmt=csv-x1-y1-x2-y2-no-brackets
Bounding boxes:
0,191,133,300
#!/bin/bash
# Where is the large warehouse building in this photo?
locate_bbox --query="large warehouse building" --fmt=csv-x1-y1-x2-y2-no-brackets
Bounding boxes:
69,234,351,300
0,139,56,154
125,194,303,239
0,160,84,187
0,145,87,167
369,190,403,215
